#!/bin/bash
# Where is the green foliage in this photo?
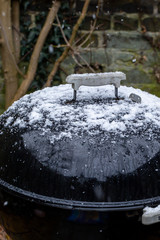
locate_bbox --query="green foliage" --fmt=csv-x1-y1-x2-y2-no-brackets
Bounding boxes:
20,1,72,91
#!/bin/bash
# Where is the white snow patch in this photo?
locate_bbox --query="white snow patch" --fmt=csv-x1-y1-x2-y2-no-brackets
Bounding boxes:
13,118,26,128
144,205,160,215
29,111,43,124
1,84,160,142
5,116,13,126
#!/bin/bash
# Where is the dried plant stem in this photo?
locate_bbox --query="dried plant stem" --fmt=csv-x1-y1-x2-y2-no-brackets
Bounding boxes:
44,0,91,88
78,0,100,48
12,0,61,103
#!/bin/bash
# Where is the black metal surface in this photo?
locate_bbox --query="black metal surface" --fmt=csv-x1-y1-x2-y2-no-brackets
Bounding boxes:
0,85,160,211
0,189,160,240
0,124,159,210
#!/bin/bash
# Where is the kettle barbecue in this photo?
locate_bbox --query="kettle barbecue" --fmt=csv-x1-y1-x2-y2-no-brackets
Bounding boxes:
0,72,160,239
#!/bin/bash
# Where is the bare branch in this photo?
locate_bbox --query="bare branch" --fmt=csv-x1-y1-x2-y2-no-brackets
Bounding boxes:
0,18,25,77
76,52,95,72
71,53,83,68
12,0,61,103
56,14,70,47
44,0,91,88
79,0,100,48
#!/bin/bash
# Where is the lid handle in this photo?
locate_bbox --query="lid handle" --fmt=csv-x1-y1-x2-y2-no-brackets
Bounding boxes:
66,72,126,101
142,205,160,225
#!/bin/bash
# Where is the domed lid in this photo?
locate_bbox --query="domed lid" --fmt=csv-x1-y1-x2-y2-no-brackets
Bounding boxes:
0,77,160,210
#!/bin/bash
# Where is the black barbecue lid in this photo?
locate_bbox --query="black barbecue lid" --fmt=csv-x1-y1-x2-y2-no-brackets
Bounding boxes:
0,82,160,211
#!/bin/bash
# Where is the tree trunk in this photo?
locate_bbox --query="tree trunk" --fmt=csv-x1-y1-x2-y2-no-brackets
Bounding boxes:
12,0,20,63
0,0,18,109
12,0,61,103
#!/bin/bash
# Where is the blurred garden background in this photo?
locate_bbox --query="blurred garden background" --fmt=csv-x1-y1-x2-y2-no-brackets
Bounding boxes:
0,1,160,239
0,0,160,112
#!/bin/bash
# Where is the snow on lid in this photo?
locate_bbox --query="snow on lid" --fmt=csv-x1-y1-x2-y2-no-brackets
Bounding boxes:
1,84,160,141
66,71,126,79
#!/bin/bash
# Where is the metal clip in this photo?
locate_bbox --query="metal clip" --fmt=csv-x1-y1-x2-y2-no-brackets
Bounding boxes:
129,93,141,103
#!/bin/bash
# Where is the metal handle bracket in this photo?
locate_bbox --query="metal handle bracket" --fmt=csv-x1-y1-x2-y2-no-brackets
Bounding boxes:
66,72,126,101
142,205,160,225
